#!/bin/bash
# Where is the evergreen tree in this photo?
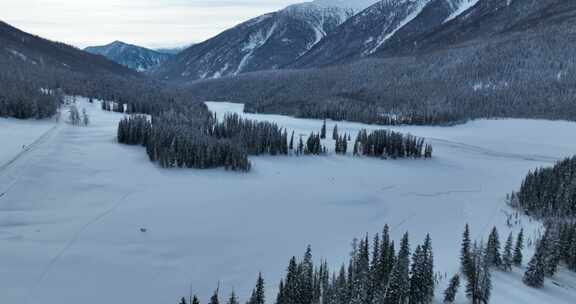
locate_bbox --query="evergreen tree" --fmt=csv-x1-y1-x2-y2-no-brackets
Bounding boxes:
192,295,200,304
228,291,239,304
321,120,327,139
290,131,295,150
523,240,546,288
332,125,338,140
180,297,188,304
460,224,473,278
443,274,460,304
209,288,220,304
248,273,265,304
383,233,410,304
513,229,524,266
501,232,513,271
486,227,502,267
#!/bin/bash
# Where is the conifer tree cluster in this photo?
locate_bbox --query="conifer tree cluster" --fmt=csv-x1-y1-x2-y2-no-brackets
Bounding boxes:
523,222,576,287
117,109,252,172
353,129,433,159
285,102,463,126
510,156,576,218
274,226,435,304
459,225,529,304
0,74,61,119
101,100,125,113
210,113,289,156
302,133,325,155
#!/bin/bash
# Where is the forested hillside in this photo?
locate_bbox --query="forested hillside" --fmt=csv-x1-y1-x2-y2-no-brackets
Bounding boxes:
0,21,204,120
187,0,576,125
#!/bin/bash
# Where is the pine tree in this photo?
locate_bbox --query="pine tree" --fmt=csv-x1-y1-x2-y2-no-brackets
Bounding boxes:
192,295,200,304
466,243,491,304
502,232,513,271
383,233,410,304
461,224,473,278
290,131,295,150
486,227,502,267
180,297,188,304
523,240,546,288
544,229,562,277
513,229,524,266
228,291,239,304
443,274,460,303
332,125,339,140
321,120,327,139
248,273,265,304
478,246,492,304
421,234,434,303
409,245,425,304
209,287,220,304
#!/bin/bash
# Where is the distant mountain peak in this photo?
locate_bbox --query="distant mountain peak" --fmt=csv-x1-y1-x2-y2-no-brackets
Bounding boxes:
154,0,372,81
85,41,172,72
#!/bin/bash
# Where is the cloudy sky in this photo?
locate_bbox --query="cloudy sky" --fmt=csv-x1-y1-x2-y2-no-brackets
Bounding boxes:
1,0,304,49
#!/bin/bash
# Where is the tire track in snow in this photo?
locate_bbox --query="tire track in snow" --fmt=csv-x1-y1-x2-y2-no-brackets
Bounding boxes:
0,114,63,199
33,192,134,289
427,137,561,163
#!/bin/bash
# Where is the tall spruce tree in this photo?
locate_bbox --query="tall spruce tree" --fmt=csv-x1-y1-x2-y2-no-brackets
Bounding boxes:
502,232,514,271
523,240,546,288
332,125,339,140
513,229,524,266
486,227,502,267
248,273,265,304
443,274,460,304
461,224,474,278
228,291,239,304
383,233,410,304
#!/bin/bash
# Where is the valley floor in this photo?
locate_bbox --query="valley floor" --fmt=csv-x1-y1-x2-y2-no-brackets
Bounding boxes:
0,100,575,304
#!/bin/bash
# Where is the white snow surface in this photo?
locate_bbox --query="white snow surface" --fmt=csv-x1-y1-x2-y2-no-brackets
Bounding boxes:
445,0,481,23
1,99,576,304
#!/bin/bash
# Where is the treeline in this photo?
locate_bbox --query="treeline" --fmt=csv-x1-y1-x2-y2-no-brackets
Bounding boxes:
522,222,576,288
118,112,251,171
177,222,557,304
247,100,465,127
118,113,433,172
353,129,432,159
117,113,294,172
0,69,61,119
179,225,436,304
180,223,537,304
510,156,576,218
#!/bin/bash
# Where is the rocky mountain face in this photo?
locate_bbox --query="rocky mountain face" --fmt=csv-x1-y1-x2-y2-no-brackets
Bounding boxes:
291,0,486,68
187,0,576,122
85,41,173,72
153,0,378,82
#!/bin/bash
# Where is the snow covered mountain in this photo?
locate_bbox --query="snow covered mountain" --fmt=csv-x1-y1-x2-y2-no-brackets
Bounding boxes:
85,41,172,72
291,0,482,68
153,0,378,81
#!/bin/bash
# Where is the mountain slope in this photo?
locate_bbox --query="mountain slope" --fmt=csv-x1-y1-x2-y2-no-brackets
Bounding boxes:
376,0,562,56
153,0,377,82
187,0,576,123
291,0,484,68
85,41,172,72
0,21,137,77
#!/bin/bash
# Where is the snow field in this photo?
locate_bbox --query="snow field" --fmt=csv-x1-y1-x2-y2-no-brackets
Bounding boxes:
0,99,574,303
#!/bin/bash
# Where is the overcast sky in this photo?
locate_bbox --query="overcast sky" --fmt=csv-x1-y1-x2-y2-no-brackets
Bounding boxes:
1,0,304,49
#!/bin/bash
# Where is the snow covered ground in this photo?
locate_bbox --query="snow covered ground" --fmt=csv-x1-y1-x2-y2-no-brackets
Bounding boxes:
1,100,575,304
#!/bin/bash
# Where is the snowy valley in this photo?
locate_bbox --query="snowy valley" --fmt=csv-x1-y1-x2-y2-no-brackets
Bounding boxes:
1,99,575,304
